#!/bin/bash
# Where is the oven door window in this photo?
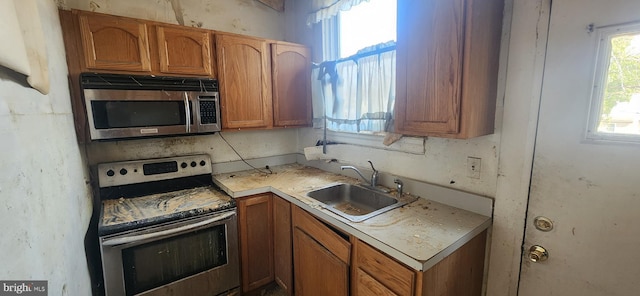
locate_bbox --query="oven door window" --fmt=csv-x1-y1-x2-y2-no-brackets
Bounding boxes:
121,224,227,295
91,101,189,129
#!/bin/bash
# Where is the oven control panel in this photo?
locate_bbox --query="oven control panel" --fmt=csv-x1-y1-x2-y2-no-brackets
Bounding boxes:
97,154,212,188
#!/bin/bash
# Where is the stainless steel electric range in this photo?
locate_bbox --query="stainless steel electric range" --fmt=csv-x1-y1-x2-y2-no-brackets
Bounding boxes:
91,154,239,296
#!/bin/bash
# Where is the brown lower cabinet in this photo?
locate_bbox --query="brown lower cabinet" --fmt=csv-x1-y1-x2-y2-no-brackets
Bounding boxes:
352,238,416,296
292,205,351,295
237,193,274,292
273,195,293,293
239,198,487,296
352,230,488,296
238,194,293,294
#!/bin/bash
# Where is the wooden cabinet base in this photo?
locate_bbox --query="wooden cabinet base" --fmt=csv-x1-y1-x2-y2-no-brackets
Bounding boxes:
237,194,274,292
418,230,488,296
292,206,351,296
353,230,487,296
273,196,293,294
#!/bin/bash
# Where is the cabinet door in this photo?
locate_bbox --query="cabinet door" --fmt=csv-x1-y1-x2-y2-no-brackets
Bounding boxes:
78,12,151,72
293,228,349,295
292,206,350,296
216,34,273,129
395,0,503,138
271,42,312,127
237,194,274,292
156,26,213,76
273,196,293,294
395,0,465,136
352,239,415,296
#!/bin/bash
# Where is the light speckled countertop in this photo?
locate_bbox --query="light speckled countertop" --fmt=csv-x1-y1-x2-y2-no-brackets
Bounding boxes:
213,163,491,271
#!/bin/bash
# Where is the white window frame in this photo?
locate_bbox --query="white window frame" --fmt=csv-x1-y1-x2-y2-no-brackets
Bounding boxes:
586,22,640,143
310,0,423,154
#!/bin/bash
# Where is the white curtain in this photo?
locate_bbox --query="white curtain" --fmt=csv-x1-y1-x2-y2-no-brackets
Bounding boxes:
312,49,396,133
307,0,370,25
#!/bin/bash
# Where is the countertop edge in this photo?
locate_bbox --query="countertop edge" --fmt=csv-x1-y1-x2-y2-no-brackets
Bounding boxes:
214,181,272,198
419,219,492,271
218,181,492,272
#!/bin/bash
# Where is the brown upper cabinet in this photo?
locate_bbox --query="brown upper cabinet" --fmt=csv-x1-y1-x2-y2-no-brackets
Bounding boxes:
78,12,152,72
70,10,215,77
60,9,312,142
271,42,312,128
216,36,313,130
216,34,274,129
395,0,504,138
156,26,213,76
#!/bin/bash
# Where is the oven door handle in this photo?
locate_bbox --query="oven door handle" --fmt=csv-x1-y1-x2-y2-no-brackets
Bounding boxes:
102,211,235,247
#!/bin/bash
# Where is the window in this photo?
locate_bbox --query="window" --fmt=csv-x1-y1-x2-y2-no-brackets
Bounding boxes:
588,22,640,142
311,0,397,134
338,0,396,58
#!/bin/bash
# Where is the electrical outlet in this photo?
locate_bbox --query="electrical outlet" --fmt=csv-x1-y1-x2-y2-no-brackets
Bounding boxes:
467,157,481,179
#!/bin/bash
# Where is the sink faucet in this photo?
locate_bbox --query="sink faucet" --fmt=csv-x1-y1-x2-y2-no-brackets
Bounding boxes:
341,161,379,187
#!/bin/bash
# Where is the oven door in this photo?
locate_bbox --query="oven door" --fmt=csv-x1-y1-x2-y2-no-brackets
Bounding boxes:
100,210,239,296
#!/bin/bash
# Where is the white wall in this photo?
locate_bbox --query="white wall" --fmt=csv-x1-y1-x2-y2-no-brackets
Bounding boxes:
0,1,92,295
297,130,502,197
60,0,286,40
85,129,299,165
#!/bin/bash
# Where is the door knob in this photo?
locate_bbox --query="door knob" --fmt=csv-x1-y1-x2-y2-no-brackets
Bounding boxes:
528,245,549,262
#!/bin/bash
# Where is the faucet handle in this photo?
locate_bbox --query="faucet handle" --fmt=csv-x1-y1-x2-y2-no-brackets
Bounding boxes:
394,178,404,197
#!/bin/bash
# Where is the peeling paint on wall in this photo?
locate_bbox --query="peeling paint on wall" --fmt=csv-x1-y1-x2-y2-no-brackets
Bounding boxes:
89,0,100,11
61,0,286,39
0,1,92,294
168,0,184,26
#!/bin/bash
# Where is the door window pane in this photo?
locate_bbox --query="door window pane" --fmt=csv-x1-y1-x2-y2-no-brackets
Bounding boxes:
589,23,640,141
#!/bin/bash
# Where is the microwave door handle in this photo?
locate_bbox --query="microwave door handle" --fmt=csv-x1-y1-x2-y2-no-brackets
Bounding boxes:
102,211,235,247
184,92,191,133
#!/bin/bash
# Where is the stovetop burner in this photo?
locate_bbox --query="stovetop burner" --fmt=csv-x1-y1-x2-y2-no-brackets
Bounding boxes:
95,154,235,235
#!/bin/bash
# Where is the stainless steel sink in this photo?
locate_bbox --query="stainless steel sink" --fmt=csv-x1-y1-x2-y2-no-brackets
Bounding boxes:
306,183,411,222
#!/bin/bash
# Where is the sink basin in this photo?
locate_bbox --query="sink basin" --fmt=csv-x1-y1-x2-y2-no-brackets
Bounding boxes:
306,183,411,222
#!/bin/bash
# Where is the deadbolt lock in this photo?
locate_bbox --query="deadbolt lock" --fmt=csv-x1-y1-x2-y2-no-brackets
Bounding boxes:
528,245,549,263
533,216,554,232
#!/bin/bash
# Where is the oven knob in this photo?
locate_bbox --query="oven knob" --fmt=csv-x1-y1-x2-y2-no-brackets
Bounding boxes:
190,161,197,167
120,168,128,175
181,162,188,168
200,160,206,166
106,169,115,177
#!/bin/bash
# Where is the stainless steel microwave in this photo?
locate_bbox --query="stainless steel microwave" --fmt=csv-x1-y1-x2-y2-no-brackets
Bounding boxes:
81,73,221,141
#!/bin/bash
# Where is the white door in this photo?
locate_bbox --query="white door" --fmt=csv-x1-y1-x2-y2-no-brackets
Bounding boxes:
518,0,640,295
